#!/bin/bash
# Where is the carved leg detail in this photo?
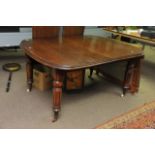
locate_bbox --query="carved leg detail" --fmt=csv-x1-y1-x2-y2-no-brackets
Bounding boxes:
52,69,64,122
26,56,33,92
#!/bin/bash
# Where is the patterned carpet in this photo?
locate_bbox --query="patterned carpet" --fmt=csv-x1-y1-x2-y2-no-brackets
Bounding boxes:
96,101,155,129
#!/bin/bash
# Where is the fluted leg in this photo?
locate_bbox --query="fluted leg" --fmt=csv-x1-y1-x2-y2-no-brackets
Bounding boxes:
52,69,64,122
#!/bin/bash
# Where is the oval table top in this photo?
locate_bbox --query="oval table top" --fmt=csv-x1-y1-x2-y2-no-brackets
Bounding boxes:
21,36,144,70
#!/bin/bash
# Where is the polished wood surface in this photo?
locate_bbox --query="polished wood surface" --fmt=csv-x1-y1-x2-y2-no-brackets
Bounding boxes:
32,26,85,90
63,26,85,90
104,28,155,46
21,36,143,70
32,26,84,39
21,34,144,122
63,26,84,36
52,69,65,122
32,26,59,39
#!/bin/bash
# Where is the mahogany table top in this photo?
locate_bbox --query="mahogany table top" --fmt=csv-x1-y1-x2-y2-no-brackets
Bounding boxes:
21,36,144,70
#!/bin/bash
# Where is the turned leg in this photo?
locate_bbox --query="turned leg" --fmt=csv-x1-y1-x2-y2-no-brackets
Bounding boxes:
26,56,34,92
52,69,64,122
122,58,142,96
129,59,142,94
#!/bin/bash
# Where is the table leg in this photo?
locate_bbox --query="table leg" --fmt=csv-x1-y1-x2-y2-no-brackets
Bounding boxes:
129,59,142,94
122,58,142,96
26,56,33,92
52,69,64,122
122,61,134,96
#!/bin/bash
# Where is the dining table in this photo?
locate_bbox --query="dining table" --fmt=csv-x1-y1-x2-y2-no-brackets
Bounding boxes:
21,35,144,122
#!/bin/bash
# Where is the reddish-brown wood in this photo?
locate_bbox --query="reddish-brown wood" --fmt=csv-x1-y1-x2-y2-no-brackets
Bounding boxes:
21,36,144,70
64,69,85,90
52,69,64,122
63,26,84,36
32,26,59,39
32,26,85,91
123,61,135,95
63,26,85,90
121,58,142,95
129,58,142,93
21,35,144,121
32,26,84,39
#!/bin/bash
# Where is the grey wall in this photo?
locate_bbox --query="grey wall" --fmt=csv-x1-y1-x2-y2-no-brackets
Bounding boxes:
84,26,111,37
0,27,32,47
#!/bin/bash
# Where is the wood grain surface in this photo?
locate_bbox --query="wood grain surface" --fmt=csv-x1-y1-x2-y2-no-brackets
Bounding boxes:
21,36,144,70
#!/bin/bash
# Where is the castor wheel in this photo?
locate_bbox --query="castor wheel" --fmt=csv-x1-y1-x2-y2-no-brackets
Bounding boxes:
121,94,124,97
52,110,59,122
27,88,30,92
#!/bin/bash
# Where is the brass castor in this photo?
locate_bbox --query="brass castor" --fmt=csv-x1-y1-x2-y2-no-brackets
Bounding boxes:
52,110,59,122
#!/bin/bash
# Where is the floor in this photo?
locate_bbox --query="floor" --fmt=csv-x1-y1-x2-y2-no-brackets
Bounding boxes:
0,45,155,129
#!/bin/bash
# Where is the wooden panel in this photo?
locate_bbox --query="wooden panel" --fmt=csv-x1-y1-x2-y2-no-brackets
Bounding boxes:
32,26,59,39
65,70,85,90
63,26,84,36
